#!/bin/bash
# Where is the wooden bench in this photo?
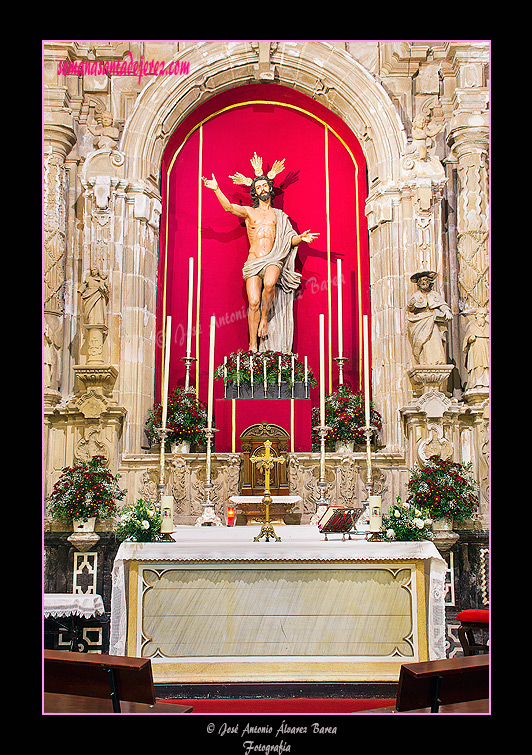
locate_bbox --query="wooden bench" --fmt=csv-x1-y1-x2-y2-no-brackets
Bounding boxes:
356,655,489,714
43,649,192,714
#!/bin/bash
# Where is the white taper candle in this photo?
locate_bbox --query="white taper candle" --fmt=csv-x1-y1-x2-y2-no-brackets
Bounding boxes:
161,315,172,428
186,257,194,358
337,259,343,359
207,315,215,428
319,314,325,426
363,314,371,428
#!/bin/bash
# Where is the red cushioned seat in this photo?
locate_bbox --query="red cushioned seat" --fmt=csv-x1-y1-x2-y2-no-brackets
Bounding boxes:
457,608,489,656
457,609,489,624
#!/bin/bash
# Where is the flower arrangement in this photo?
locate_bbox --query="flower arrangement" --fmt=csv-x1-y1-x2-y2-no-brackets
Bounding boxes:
311,385,382,448
46,456,126,524
380,496,433,542
215,350,317,389
115,498,164,543
406,455,479,522
145,386,209,450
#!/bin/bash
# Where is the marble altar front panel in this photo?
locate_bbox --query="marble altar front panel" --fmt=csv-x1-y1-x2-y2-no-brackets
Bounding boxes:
137,563,417,659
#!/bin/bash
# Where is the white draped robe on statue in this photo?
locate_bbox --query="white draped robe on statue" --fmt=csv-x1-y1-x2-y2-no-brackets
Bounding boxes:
242,208,301,354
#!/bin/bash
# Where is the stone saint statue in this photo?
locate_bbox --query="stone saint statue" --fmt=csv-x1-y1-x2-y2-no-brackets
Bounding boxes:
411,109,444,161
78,267,109,326
202,153,319,352
462,307,489,390
86,110,120,150
407,271,452,364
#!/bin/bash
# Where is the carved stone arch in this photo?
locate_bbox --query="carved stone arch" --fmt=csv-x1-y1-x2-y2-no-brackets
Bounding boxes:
116,41,418,454
119,41,408,188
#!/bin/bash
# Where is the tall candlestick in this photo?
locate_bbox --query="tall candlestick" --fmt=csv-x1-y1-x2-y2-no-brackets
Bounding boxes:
291,354,295,397
207,315,215,428
337,259,343,359
161,316,172,428
363,314,371,427
186,257,194,358
319,314,326,426
304,355,308,398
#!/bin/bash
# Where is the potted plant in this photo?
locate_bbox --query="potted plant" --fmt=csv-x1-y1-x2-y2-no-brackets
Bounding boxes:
380,496,433,541
46,455,126,532
312,384,382,451
115,498,164,542
406,455,479,529
145,386,209,452
215,350,317,398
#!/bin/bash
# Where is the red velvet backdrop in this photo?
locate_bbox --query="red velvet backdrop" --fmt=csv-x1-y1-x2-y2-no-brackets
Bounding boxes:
156,84,370,415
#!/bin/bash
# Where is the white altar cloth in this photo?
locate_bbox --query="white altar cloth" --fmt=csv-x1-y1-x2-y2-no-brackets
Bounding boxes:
110,525,446,660
44,593,105,619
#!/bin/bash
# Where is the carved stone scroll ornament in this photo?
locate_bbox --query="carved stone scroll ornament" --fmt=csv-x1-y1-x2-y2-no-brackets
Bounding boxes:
418,423,453,465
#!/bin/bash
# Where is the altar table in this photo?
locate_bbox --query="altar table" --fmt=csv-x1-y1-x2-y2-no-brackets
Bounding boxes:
110,526,446,683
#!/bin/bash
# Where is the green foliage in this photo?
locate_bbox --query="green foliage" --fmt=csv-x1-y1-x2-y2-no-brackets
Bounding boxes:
115,498,164,543
380,496,433,541
46,456,126,523
145,386,208,448
311,384,382,447
407,455,479,521
215,350,317,389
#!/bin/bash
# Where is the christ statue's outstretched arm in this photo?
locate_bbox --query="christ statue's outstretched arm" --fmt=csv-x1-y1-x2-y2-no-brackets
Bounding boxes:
202,174,249,218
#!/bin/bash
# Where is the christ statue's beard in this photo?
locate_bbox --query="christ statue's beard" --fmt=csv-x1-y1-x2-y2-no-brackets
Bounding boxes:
259,191,271,201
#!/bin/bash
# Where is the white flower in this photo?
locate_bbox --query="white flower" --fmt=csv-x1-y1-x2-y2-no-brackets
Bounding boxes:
402,502,410,510
415,509,422,517
141,520,150,529
414,518,424,529
386,529,396,539
394,510,401,518
424,518,432,526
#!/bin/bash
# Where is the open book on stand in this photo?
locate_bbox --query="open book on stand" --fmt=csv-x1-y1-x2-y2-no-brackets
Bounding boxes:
317,507,363,540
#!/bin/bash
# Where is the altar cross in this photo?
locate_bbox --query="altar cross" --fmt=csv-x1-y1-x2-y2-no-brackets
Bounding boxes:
249,440,285,542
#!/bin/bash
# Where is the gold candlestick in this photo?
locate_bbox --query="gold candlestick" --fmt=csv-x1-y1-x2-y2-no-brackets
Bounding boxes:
250,440,284,542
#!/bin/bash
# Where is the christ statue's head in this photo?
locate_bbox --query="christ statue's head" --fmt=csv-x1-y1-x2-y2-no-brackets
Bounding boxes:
250,176,275,208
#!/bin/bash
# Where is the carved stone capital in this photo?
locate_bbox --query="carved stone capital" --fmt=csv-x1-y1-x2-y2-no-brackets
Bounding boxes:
73,364,118,397
408,364,454,396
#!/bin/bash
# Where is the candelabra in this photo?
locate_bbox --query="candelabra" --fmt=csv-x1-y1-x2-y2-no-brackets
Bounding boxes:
333,356,349,386
195,426,223,526
309,424,331,525
180,355,196,394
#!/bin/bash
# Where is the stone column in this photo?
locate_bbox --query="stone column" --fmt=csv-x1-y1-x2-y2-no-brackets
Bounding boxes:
43,111,76,406
446,48,489,400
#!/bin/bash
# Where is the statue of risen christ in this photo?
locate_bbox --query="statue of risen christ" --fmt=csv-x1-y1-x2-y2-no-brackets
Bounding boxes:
202,153,319,352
